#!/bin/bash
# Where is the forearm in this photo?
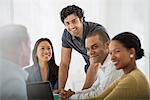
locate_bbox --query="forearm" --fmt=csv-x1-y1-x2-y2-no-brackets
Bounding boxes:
58,64,69,90
82,63,99,90
71,88,96,99
71,78,104,99
82,76,96,90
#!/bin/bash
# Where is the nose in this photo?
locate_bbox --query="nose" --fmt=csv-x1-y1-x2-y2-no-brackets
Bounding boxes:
44,49,50,54
87,49,95,57
110,52,116,61
69,23,75,29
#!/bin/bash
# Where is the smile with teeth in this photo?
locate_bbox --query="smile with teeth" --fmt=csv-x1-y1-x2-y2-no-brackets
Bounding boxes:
43,54,50,57
112,61,118,65
71,28,77,32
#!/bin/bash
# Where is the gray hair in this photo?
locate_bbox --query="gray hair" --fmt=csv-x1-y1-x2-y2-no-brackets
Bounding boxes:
0,24,30,62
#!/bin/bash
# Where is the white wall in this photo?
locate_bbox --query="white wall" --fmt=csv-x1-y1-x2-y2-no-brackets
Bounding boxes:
106,0,150,83
0,0,12,26
0,0,149,91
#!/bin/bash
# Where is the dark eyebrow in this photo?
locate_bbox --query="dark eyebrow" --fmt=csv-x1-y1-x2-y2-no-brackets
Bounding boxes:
109,48,121,52
39,45,51,47
85,44,96,49
114,48,121,50
91,44,97,47
65,17,78,23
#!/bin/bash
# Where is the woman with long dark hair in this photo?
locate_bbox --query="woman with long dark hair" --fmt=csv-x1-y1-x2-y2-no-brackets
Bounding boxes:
25,38,59,90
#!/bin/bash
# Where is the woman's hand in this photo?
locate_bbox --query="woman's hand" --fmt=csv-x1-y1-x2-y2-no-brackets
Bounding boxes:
53,89,60,94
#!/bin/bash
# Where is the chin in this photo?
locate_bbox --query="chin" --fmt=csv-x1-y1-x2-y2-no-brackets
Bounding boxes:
93,59,100,63
44,60,49,62
115,66,121,70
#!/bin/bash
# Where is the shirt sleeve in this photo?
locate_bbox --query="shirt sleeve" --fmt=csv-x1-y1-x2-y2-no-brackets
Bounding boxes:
104,75,137,100
90,22,107,34
70,76,103,99
70,64,123,99
61,29,71,48
90,75,137,100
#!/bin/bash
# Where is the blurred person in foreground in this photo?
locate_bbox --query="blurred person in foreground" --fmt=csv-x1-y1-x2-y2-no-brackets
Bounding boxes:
0,24,31,100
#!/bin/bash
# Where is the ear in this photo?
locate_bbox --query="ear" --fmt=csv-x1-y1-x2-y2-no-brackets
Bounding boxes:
20,41,27,61
129,48,135,58
80,17,84,22
20,41,31,66
21,41,27,54
104,41,110,49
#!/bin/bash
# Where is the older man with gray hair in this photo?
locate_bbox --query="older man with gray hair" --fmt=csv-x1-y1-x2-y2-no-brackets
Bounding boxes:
0,24,31,100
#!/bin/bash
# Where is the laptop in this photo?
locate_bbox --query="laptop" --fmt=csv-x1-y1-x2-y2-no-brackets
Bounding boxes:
27,81,54,100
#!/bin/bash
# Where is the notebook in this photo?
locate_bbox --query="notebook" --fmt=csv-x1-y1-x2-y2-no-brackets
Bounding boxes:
27,81,54,100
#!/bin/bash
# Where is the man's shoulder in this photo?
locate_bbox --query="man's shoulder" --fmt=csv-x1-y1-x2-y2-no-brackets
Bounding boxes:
83,21,105,32
0,58,20,71
62,29,72,42
62,29,71,37
84,21,103,27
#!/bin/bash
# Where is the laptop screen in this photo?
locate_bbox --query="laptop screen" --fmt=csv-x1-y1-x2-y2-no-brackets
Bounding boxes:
27,81,54,100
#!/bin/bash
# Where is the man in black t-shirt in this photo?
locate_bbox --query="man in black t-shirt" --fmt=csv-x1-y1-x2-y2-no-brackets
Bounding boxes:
58,5,107,92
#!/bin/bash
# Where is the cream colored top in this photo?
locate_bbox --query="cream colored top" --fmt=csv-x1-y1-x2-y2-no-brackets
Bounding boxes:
88,69,150,100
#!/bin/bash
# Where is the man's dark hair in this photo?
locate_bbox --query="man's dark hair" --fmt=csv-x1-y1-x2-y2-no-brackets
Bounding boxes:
86,27,110,43
60,5,85,23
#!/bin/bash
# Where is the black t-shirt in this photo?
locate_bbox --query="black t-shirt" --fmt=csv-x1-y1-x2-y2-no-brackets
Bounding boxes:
61,21,106,72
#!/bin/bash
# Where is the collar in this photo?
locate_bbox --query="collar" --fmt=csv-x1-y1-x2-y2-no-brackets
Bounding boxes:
100,54,112,71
